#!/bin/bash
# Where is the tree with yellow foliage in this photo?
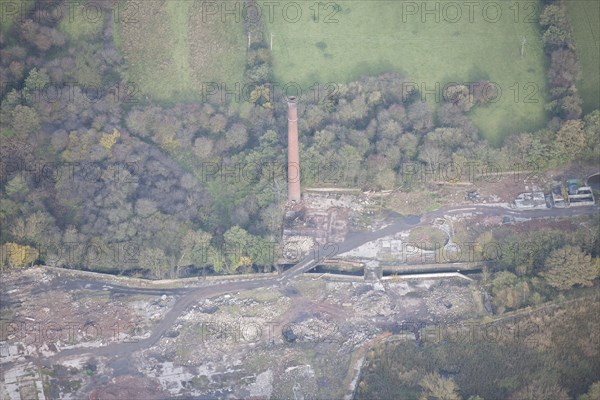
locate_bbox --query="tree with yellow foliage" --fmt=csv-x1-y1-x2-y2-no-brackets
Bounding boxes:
100,128,120,151
2,242,38,269
419,372,462,400
555,119,585,161
541,245,598,290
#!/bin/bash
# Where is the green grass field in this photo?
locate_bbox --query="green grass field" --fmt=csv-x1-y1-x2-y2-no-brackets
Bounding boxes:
566,0,600,114
59,7,104,41
114,0,246,103
264,0,548,145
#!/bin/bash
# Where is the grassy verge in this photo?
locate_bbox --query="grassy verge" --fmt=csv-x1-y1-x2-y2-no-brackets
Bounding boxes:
566,0,600,114
407,226,449,250
59,6,104,41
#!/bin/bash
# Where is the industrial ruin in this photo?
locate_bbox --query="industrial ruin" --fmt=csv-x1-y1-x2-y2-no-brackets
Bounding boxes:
281,97,359,261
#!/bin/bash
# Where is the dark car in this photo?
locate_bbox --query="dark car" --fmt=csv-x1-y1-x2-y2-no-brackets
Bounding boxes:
466,191,480,202
567,179,579,195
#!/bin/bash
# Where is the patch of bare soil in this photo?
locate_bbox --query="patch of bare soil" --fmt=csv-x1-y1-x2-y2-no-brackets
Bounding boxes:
88,375,168,400
511,218,579,233
1,268,143,354
390,162,598,211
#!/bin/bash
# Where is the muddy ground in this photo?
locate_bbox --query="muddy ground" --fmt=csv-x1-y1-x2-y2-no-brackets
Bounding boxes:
387,162,599,215
0,267,484,399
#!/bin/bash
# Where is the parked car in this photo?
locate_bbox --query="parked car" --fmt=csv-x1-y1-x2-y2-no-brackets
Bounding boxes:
465,191,480,202
567,179,580,195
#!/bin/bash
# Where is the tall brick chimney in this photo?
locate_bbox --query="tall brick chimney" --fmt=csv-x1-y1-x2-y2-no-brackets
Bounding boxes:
287,96,301,203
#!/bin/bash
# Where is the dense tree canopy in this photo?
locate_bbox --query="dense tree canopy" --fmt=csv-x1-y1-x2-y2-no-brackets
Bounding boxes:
541,245,598,290
0,0,597,278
